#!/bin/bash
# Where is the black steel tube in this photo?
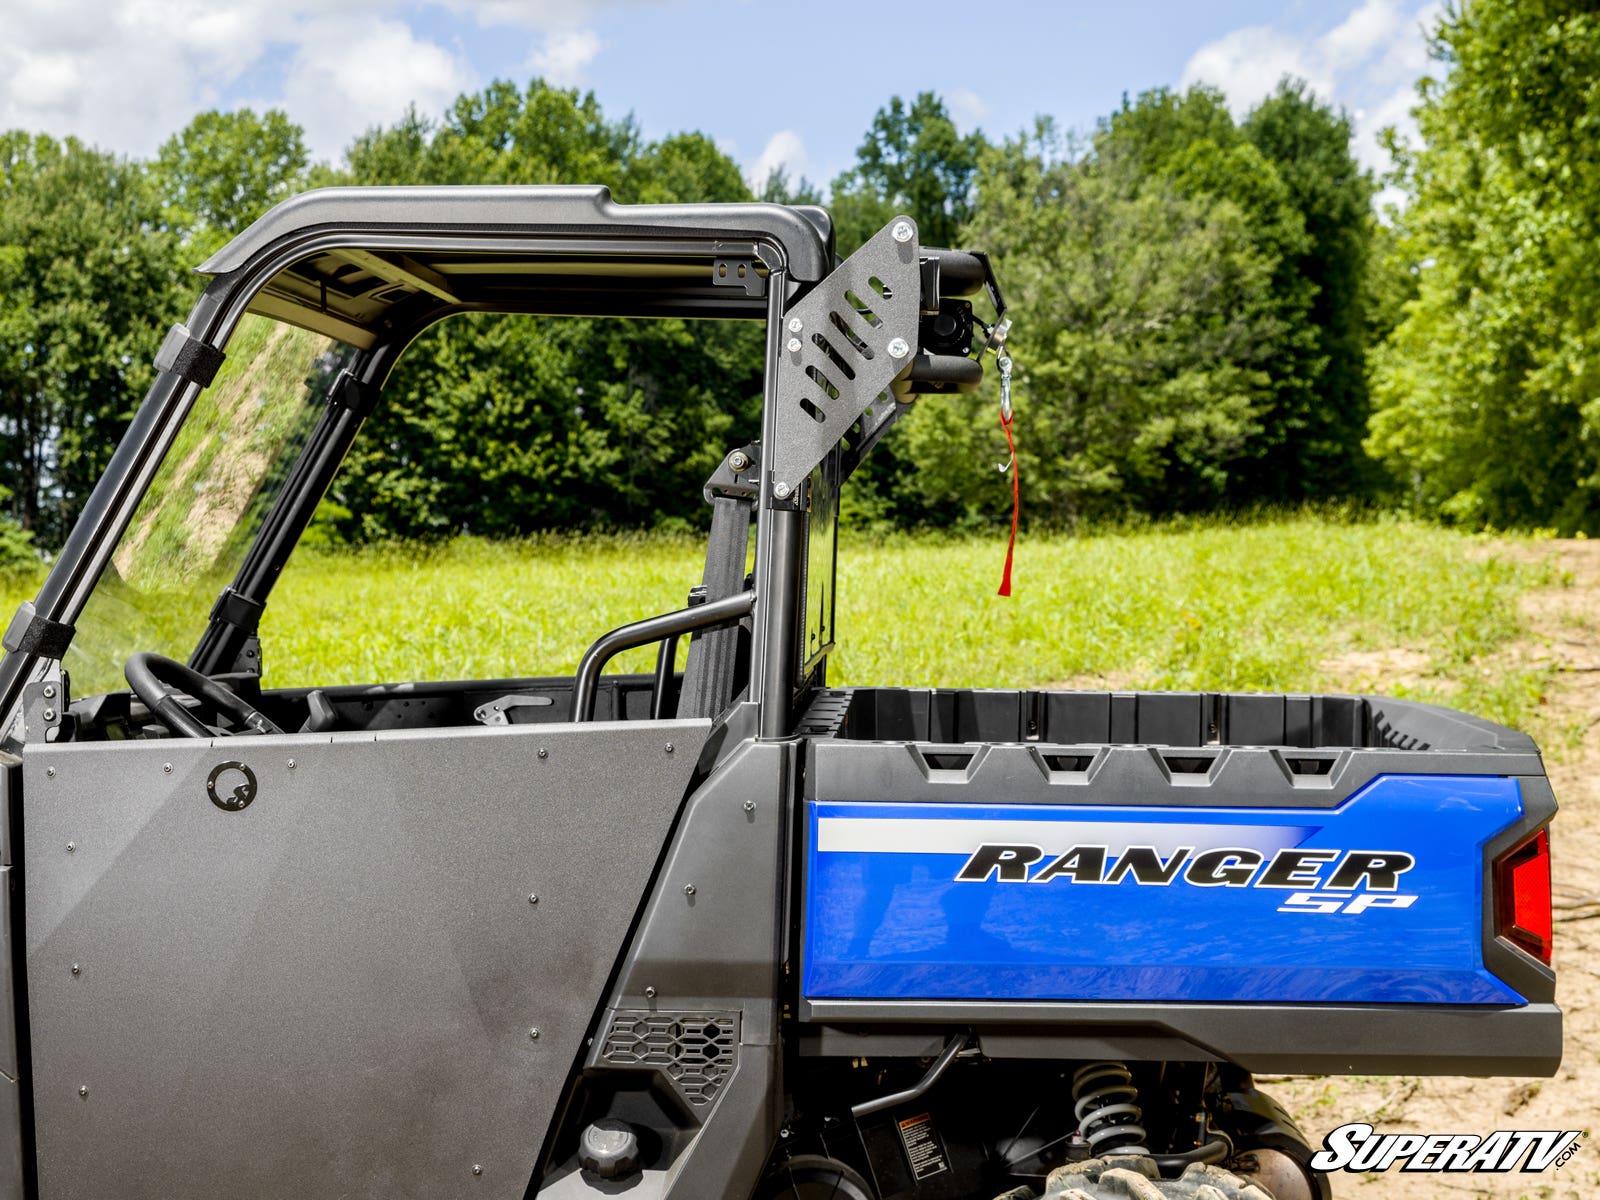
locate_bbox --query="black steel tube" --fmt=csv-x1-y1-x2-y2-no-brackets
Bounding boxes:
851,1033,969,1120
190,363,378,674
650,635,680,721
569,591,754,723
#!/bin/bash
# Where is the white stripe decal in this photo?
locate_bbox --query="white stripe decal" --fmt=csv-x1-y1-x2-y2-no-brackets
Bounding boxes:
814,816,1305,858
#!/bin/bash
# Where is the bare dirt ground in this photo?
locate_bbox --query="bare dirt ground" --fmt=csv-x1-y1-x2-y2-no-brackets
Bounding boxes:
1271,539,1600,1199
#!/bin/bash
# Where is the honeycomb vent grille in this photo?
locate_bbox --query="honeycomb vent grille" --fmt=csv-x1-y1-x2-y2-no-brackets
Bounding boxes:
601,1012,737,1107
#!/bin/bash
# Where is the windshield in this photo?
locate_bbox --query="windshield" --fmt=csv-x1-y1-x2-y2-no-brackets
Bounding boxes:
66,314,356,697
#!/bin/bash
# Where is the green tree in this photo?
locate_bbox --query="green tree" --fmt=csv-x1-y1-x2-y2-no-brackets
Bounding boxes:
930,122,1284,523
153,109,310,258
1368,0,1600,531
1097,87,1324,504
830,93,984,252
1244,81,1379,495
331,80,764,538
0,132,183,542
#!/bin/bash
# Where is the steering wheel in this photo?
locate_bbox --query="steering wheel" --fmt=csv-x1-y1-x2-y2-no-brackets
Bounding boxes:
124,652,284,738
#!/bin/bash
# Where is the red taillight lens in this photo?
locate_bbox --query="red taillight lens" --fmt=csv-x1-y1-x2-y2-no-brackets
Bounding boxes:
1495,828,1553,964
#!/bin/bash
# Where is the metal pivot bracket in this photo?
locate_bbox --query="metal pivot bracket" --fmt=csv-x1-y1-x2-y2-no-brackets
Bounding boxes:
23,673,71,744
768,216,922,501
703,442,761,502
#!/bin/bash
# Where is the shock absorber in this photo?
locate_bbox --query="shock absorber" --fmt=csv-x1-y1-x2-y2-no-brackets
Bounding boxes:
1071,1062,1149,1157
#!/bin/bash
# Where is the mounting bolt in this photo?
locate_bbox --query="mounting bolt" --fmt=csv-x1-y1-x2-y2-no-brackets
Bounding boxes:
644,986,657,999
774,482,792,499
529,1027,540,1040
728,450,750,472
891,220,914,243
41,708,55,722
162,762,172,774
743,799,756,813
786,336,802,354
683,883,696,897
528,893,539,905
664,742,674,754
537,747,548,759
887,337,910,360
78,1086,87,1099
70,963,80,976
787,316,804,334
42,685,55,700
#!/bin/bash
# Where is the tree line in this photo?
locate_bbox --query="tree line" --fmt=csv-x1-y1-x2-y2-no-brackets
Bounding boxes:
0,0,1593,558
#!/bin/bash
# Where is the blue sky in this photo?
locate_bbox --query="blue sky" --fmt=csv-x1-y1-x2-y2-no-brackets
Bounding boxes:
2,0,1441,190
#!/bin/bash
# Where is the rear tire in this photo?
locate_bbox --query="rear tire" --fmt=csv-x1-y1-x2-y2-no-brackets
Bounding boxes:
1023,1155,1277,1199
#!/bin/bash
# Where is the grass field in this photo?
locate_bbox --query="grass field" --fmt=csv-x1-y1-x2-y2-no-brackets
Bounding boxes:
0,512,1555,731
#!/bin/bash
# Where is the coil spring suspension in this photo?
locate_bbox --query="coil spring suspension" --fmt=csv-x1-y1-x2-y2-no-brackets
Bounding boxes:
1071,1062,1148,1156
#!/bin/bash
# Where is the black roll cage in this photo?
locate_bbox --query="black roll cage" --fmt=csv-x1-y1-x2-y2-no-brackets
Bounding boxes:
0,185,1004,742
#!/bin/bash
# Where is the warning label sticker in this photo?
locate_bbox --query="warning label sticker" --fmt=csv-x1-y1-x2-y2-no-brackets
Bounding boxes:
897,1111,950,1181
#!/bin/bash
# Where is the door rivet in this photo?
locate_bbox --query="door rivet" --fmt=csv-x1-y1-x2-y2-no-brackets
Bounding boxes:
528,893,539,905
644,986,657,999
65,842,75,853
529,1027,540,1040
162,763,172,774
471,1164,482,1176
287,759,296,769
664,743,674,754
743,799,756,813
46,767,55,779
537,748,548,759
70,964,80,976
78,1086,87,1098
683,883,696,896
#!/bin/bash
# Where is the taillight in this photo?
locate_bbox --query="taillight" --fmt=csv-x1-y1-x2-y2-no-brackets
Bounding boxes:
1495,828,1552,964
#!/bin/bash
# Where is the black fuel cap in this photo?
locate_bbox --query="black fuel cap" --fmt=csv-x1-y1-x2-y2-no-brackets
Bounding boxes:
579,1118,641,1179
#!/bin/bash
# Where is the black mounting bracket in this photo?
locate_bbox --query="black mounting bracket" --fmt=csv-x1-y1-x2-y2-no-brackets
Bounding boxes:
3,601,74,660
153,323,226,388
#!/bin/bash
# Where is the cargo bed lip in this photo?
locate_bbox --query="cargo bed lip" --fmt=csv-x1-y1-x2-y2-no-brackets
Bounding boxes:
797,998,1563,1077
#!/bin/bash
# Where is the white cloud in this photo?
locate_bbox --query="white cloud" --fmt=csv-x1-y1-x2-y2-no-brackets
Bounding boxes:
527,28,602,87
1181,0,1442,179
0,0,626,163
747,129,808,193
283,15,475,160
947,88,990,131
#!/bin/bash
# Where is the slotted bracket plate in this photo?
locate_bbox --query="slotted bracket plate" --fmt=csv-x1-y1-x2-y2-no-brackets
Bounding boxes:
769,217,921,499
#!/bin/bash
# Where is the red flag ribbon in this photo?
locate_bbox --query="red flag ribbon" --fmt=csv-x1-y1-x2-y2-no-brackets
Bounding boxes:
998,407,1018,597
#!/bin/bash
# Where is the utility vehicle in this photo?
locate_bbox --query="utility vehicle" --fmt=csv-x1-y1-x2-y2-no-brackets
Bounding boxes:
0,188,1560,1199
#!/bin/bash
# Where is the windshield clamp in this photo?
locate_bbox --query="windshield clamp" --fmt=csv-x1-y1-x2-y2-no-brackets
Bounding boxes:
328,371,379,418
209,588,265,634
154,323,226,389
3,601,74,660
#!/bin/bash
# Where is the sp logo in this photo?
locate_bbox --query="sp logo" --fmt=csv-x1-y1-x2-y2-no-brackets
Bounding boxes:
206,761,257,812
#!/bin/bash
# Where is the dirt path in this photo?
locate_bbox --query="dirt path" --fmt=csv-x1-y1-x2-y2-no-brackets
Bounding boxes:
1272,539,1600,1198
